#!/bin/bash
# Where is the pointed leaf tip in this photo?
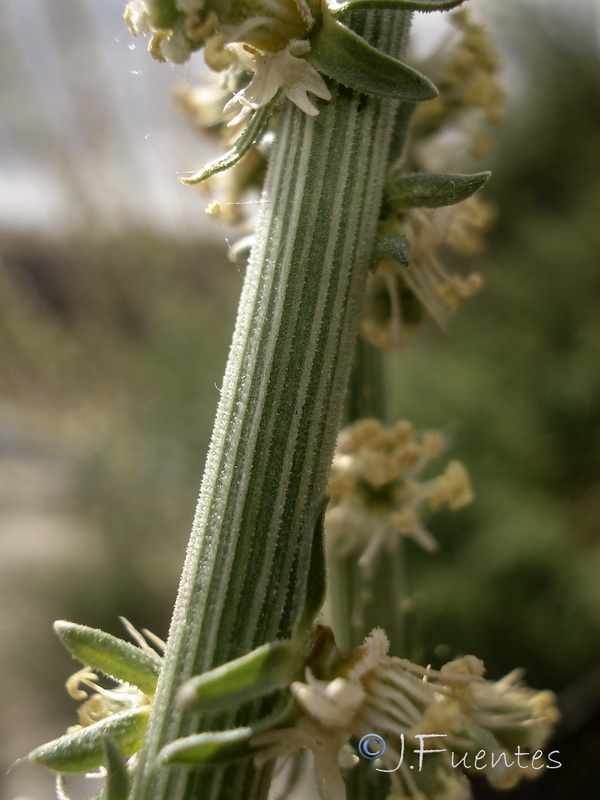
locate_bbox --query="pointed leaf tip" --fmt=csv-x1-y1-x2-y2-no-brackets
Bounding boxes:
385,171,491,210
180,640,298,712
375,235,411,268
53,621,160,697
307,8,438,102
159,700,294,768
29,707,149,774
159,727,256,766
178,102,273,186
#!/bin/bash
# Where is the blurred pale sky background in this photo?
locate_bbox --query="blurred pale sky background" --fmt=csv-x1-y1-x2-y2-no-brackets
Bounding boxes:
0,0,598,237
0,0,220,237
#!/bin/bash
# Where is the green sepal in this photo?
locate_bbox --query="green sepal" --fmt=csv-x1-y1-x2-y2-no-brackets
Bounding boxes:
102,738,129,800
180,640,299,712
159,701,294,767
331,0,467,14
179,102,274,186
28,707,149,774
307,5,438,102
54,621,160,698
375,235,411,268
385,171,491,211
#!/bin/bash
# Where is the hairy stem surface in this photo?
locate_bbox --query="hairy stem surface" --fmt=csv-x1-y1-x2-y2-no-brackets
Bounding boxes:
131,12,411,800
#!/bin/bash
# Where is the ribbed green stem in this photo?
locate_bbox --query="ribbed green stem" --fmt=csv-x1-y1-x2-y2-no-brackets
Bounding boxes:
131,12,411,800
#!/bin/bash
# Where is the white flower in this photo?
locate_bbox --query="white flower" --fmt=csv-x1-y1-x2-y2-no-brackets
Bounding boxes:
157,24,196,64
224,40,331,125
64,618,164,733
252,629,558,800
327,419,474,573
65,667,151,732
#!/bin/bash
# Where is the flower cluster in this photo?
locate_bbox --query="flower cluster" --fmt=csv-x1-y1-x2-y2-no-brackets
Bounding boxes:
361,8,502,350
174,79,271,223
65,666,151,734
63,619,164,734
411,9,505,159
223,39,331,125
327,418,473,573
124,0,329,121
252,628,559,800
28,620,164,785
125,0,315,63
125,0,447,205
362,198,490,349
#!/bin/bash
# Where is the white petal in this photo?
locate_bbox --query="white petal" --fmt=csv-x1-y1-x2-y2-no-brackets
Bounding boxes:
223,40,331,121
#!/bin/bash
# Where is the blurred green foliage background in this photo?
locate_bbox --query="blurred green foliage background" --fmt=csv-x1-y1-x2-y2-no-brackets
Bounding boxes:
0,1,598,798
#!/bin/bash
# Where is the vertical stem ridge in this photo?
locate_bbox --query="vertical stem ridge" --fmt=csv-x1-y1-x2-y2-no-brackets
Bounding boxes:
131,10,412,800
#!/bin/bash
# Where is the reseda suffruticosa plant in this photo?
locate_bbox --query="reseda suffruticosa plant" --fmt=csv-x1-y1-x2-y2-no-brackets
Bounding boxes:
28,1,560,799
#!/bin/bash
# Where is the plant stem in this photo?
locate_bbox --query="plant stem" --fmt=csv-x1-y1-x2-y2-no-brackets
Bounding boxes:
347,337,389,423
331,340,410,657
131,11,412,800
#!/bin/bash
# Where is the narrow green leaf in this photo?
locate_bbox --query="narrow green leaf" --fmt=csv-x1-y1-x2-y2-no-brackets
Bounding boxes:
54,621,160,698
179,641,299,712
307,7,438,101
159,727,256,766
331,0,467,14
179,102,274,185
375,235,411,268
29,708,149,774
159,701,295,767
386,171,491,210
102,738,129,800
